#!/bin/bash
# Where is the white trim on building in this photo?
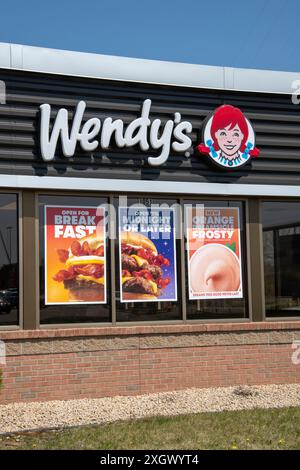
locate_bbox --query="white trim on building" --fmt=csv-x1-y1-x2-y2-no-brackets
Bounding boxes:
0,174,300,197
0,42,299,95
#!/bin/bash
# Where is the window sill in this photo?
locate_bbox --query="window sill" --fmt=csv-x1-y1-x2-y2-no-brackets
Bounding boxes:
1,320,300,340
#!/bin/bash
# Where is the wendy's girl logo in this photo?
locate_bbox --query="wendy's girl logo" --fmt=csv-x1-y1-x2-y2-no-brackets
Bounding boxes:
197,105,260,169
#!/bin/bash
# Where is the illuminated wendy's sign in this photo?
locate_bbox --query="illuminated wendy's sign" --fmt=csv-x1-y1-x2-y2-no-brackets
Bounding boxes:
39,99,193,166
39,101,259,169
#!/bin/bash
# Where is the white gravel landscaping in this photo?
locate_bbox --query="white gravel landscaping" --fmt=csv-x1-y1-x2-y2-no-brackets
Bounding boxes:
0,383,300,434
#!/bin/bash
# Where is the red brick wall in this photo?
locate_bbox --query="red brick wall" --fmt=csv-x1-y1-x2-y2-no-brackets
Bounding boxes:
0,322,299,404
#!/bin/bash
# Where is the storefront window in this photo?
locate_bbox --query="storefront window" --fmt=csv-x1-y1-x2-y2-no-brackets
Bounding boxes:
38,194,250,325
0,194,19,326
116,197,181,322
185,200,248,320
263,201,300,318
39,195,110,324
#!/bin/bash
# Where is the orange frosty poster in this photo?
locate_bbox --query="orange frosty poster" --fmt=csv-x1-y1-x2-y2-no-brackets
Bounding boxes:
186,206,243,299
45,205,106,305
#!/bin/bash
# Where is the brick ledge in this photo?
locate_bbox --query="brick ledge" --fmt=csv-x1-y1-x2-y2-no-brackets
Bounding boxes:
0,321,300,340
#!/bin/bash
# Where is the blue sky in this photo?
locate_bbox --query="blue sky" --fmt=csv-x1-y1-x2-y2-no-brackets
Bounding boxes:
0,0,299,71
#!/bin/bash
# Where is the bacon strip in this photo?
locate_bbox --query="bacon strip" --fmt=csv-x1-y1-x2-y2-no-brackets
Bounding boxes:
121,244,169,266
67,240,104,257
53,264,104,282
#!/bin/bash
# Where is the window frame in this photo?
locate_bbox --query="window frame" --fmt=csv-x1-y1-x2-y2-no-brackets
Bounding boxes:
262,197,300,322
37,191,113,328
3,189,300,330
0,190,22,331
180,196,252,323
32,190,255,328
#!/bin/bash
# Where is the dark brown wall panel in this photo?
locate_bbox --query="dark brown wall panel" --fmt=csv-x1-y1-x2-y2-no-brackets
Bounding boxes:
0,69,300,185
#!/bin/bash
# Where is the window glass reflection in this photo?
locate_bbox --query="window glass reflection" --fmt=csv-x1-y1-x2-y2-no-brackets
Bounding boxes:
116,197,181,322
39,195,110,324
263,201,300,317
185,200,248,320
0,194,19,326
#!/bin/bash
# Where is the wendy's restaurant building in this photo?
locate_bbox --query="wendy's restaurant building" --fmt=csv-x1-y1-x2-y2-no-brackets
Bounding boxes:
0,42,300,404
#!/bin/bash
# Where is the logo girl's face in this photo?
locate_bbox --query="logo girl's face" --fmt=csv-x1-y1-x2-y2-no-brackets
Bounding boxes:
215,124,244,157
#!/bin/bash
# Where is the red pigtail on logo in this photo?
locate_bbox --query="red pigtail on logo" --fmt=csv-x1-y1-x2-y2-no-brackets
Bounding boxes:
196,143,210,154
249,147,260,158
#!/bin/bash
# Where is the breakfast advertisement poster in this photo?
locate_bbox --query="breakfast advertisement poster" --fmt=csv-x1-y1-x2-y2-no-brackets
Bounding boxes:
44,205,106,305
119,206,177,303
186,206,243,300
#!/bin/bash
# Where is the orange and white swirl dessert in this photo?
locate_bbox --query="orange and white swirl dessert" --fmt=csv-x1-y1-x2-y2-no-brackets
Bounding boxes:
190,244,240,294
